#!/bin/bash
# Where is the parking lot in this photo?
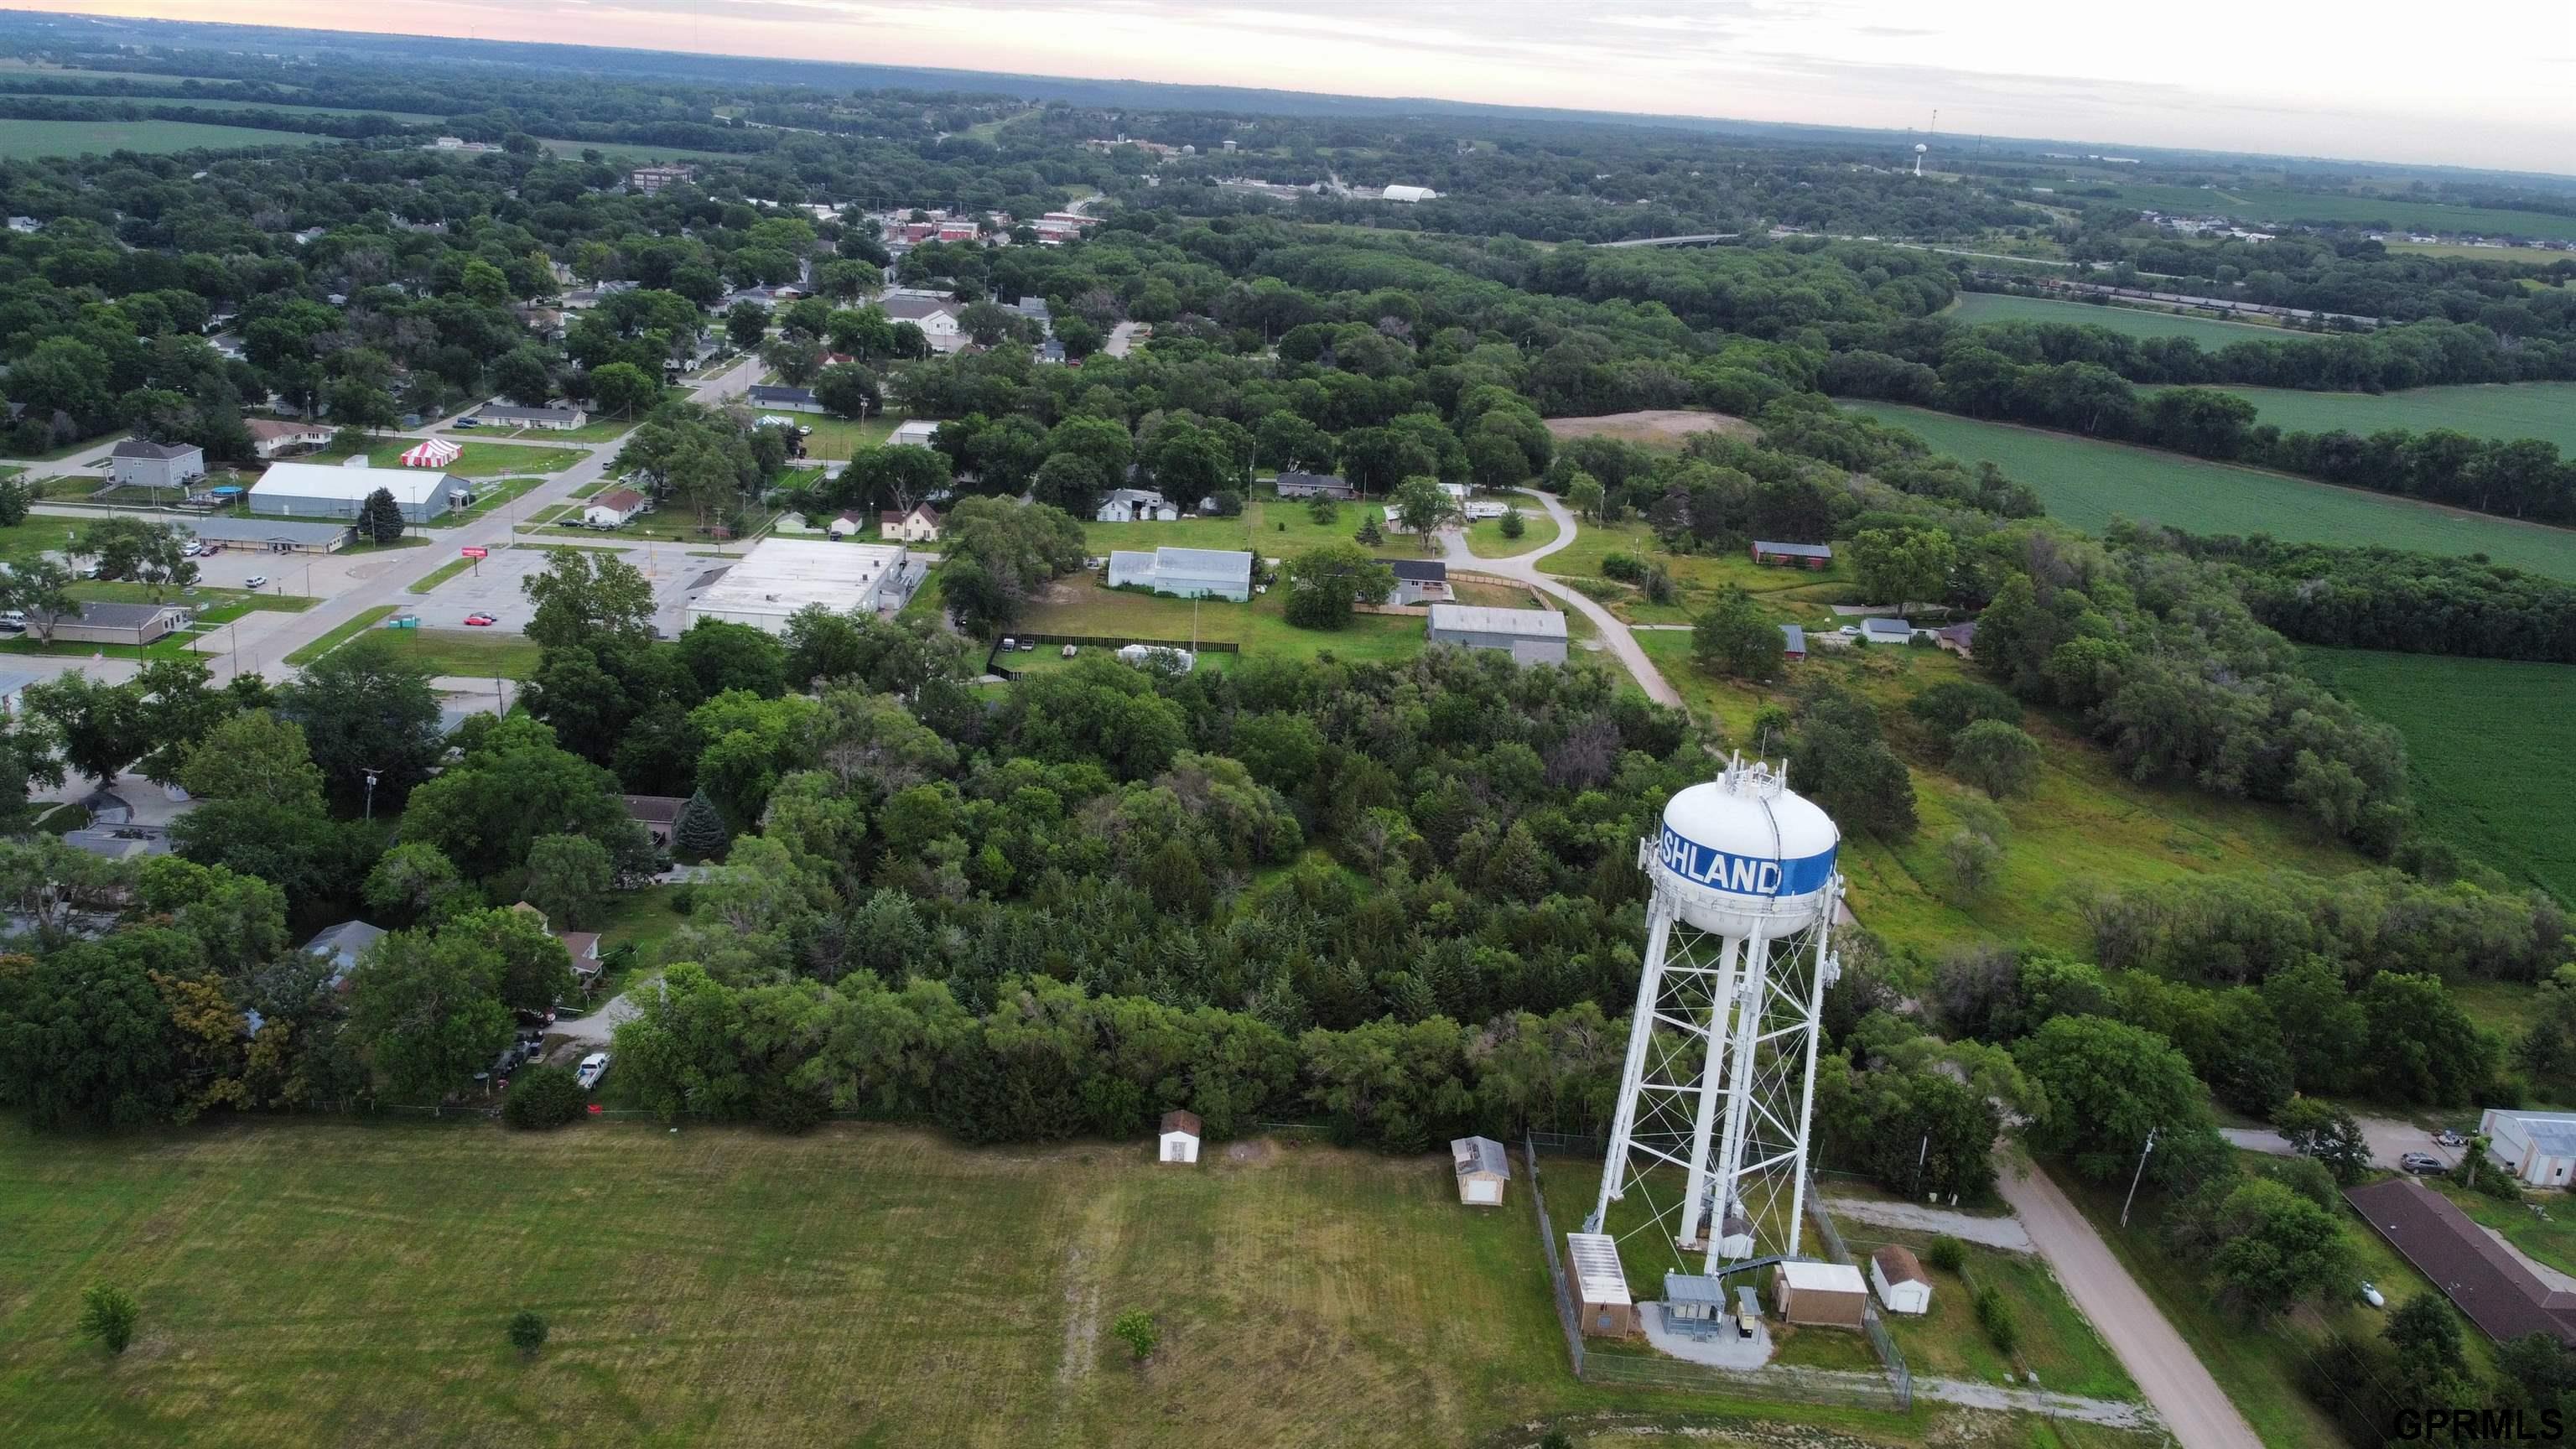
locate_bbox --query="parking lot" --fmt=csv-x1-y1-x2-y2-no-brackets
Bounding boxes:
412,542,704,634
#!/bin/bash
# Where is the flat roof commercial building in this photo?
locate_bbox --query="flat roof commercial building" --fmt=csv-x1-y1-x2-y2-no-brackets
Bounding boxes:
29,601,190,647
1426,603,1568,666
683,538,915,635
186,516,356,553
249,460,460,522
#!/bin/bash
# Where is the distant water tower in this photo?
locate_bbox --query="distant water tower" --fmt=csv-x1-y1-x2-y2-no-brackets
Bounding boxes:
1914,142,1929,178
1588,756,1843,1274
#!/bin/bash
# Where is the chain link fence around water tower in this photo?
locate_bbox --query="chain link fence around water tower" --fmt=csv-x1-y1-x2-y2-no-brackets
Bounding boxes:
1523,1135,1912,1412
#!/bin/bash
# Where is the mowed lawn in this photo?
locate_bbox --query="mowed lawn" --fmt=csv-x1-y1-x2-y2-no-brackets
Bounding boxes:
2194,381,2576,454
1949,292,2298,348
0,1120,1935,1448
1638,636,2366,954
0,117,334,159
1841,402,2576,583
1543,521,1852,625
309,441,585,477
2301,648,2576,904
1017,576,1428,663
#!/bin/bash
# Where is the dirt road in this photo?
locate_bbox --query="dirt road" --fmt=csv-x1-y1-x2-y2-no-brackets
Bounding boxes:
1820,1196,2033,1251
1997,1159,2262,1449
1438,490,1681,706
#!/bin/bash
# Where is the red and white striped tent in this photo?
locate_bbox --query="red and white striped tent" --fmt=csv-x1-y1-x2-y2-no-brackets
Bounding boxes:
399,438,462,468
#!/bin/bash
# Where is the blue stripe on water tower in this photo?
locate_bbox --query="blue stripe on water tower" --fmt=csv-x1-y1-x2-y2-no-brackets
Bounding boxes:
1654,823,1836,897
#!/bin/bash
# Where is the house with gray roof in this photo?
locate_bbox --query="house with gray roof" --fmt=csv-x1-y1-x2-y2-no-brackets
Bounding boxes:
304,919,387,992
1427,604,1567,666
109,439,205,491
28,601,190,648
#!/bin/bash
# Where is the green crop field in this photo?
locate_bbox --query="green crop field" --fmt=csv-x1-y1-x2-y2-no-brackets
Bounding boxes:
0,94,445,123
2192,382,2576,453
0,1119,1955,1449
1949,292,2293,347
2301,648,2576,904
535,138,757,165
1840,403,2576,582
0,117,333,159
2091,182,2576,242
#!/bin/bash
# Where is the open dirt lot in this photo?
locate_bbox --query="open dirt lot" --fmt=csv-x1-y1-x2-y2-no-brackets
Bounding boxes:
1543,409,1758,448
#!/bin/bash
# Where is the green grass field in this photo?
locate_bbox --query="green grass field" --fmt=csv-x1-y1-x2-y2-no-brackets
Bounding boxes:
1841,403,2576,582
1949,292,2296,347
371,628,544,680
0,117,333,159
2300,648,2576,903
0,96,445,123
1638,636,2366,954
1463,492,1559,558
1083,499,1429,564
310,442,584,478
534,138,756,165
1835,1224,2137,1401
1018,577,1427,663
281,606,398,666
1543,522,1852,625
2192,382,2576,453
0,1119,1957,1449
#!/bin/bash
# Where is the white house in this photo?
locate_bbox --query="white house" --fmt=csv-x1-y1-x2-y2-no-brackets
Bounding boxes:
745,385,823,415
1450,1135,1510,1206
582,487,650,529
108,439,205,491
880,503,941,543
1869,1245,1933,1316
1158,1109,1202,1164
2480,1109,2576,1187
244,418,333,459
1857,616,1919,646
478,402,588,431
1097,488,1179,524
880,294,962,340
887,418,943,449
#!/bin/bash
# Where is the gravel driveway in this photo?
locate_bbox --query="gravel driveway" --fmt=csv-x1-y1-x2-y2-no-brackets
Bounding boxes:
1820,1196,2033,1251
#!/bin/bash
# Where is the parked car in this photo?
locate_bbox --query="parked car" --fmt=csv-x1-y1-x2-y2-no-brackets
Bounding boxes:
464,612,497,626
2360,1280,2386,1308
453,416,480,429
574,1052,610,1090
2401,1152,2448,1175
244,574,268,589
181,540,204,557
2434,1130,2466,1147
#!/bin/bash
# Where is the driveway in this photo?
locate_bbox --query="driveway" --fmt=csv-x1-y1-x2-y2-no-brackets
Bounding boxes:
549,979,649,1048
2223,1113,2460,1171
1997,1158,2262,1449
1438,490,1682,706
1820,1195,2033,1251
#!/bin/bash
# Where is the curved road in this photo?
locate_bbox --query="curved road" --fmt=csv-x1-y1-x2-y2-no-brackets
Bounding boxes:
1437,490,1681,706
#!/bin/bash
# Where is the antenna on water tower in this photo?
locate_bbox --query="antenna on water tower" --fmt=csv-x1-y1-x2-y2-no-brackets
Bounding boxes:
1587,755,1845,1275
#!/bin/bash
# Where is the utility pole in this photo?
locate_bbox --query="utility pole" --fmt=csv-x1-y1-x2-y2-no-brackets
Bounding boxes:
1914,1132,1930,1200
361,765,381,823
2120,1128,2156,1228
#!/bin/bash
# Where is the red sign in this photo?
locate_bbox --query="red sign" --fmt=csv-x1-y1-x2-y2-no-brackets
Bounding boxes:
460,546,489,558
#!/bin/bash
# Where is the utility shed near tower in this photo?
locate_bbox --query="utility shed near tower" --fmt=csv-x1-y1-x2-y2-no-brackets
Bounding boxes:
1567,1233,1637,1337
1450,1135,1509,1205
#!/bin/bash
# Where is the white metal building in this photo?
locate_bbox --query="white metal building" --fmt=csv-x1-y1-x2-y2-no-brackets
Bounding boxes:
1426,604,1568,665
250,460,460,522
684,537,913,634
1450,1135,1510,1206
1106,547,1253,601
1158,1109,1202,1163
2480,1109,2576,1187
887,418,943,449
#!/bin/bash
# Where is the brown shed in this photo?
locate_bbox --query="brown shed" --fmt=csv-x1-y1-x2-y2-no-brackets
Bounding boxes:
1774,1259,1869,1328
1566,1233,1638,1338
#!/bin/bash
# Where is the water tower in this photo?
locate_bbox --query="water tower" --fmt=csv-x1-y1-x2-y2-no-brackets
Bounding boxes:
1913,143,1929,178
1587,756,1842,1274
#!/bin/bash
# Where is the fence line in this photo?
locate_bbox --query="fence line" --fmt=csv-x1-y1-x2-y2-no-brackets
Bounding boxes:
1523,1136,1911,1414
1806,1171,1913,1411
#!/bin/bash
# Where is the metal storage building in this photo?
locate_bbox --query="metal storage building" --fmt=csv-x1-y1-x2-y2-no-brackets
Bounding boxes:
1106,546,1252,601
1426,603,1567,666
1449,1135,1509,1206
1566,1233,1637,1337
250,460,460,522
2481,1109,2576,1187
684,538,915,635
1158,1109,1202,1164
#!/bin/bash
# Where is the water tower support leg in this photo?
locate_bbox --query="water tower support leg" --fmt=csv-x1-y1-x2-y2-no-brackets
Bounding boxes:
1591,894,1672,1233
1677,930,1747,1250
1781,903,1840,1260
1704,923,1769,1273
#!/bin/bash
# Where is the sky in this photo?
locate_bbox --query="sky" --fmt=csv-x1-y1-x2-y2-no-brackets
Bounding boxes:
44,0,2576,174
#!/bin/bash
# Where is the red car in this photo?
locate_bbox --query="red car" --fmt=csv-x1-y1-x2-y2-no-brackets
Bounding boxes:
463,613,497,627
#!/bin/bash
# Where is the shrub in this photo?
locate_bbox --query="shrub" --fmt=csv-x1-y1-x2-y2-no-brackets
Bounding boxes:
501,1065,587,1129
1925,1234,1967,1275
1598,552,1649,584
1908,680,2023,735
1973,1283,2018,1354
1498,507,1526,539
507,1309,548,1357
78,1284,138,1354
1111,1308,1158,1362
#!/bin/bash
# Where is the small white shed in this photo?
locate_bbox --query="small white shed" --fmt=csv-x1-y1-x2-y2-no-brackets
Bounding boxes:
1157,1109,1202,1164
1869,1244,1933,1316
1450,1135,1510,1206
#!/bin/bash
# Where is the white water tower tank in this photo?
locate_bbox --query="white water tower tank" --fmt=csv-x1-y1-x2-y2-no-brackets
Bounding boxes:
1649,761,1839,937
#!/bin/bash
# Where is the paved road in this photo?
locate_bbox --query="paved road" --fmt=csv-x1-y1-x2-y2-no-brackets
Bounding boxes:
1438,490,1681,706
1820,1195,2033,1251
1997,1158,2262,1449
